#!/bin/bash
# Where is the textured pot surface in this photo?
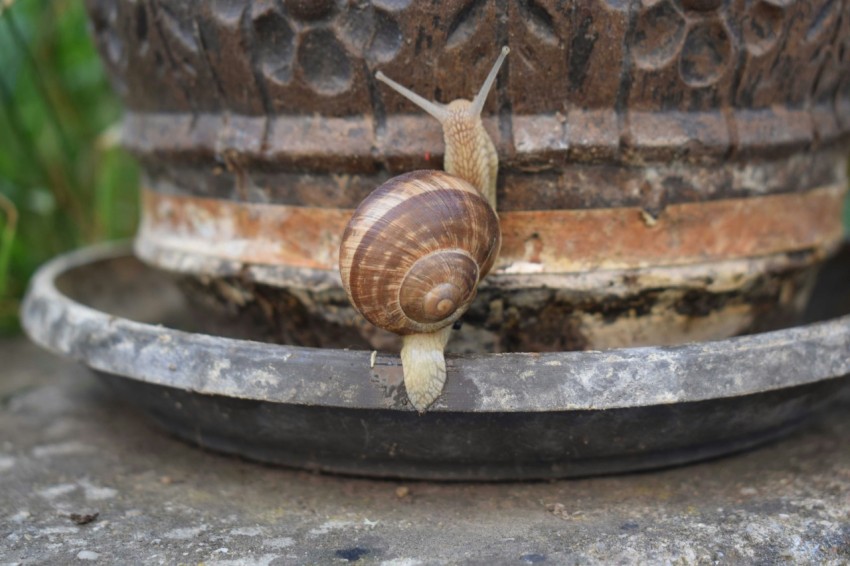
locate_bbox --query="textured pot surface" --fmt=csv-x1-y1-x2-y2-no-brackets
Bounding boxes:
86,0,850,349
20,243,850,479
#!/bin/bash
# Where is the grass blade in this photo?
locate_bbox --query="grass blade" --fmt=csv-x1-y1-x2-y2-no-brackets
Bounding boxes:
2,5,75,161
0,192,18,298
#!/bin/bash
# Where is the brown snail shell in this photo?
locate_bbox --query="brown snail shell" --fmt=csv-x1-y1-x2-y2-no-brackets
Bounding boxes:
339,170,501,336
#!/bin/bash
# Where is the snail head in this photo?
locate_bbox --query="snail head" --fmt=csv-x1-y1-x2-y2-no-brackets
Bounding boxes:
375,46,509,129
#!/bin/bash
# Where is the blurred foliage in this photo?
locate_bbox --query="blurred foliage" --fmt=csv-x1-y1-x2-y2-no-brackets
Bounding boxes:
0,0,139,334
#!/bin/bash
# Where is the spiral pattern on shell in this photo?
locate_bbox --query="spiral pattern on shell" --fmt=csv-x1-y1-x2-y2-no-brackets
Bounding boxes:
339,170,501,335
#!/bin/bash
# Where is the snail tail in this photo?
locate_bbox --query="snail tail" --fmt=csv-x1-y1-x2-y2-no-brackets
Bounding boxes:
401,326,453,412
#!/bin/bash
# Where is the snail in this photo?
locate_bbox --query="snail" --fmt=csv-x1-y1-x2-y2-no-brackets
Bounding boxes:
339,46,509,412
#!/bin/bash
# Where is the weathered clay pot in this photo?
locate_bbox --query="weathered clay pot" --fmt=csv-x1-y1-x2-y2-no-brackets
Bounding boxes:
86,0,849,352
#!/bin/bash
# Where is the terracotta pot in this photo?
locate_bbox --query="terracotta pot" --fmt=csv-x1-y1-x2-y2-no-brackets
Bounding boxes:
86,0,850,351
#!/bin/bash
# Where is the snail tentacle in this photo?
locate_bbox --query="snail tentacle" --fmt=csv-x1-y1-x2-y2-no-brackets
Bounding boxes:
375,71,450,123
469,46,510,118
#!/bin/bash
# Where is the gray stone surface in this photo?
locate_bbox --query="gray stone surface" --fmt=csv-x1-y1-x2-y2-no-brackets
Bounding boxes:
2,338,849,565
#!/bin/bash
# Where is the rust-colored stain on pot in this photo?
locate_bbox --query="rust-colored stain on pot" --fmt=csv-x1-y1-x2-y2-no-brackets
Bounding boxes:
139,185,845,274
139,190,352,271
499,185,845,273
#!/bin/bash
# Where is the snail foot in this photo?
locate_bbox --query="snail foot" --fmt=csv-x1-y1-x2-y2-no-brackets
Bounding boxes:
400,327,453,412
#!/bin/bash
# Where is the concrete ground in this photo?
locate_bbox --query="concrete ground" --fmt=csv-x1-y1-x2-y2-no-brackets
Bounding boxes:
1,338,849,565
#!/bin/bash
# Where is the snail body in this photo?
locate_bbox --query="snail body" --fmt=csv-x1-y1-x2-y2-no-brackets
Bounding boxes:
339,47,509,411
